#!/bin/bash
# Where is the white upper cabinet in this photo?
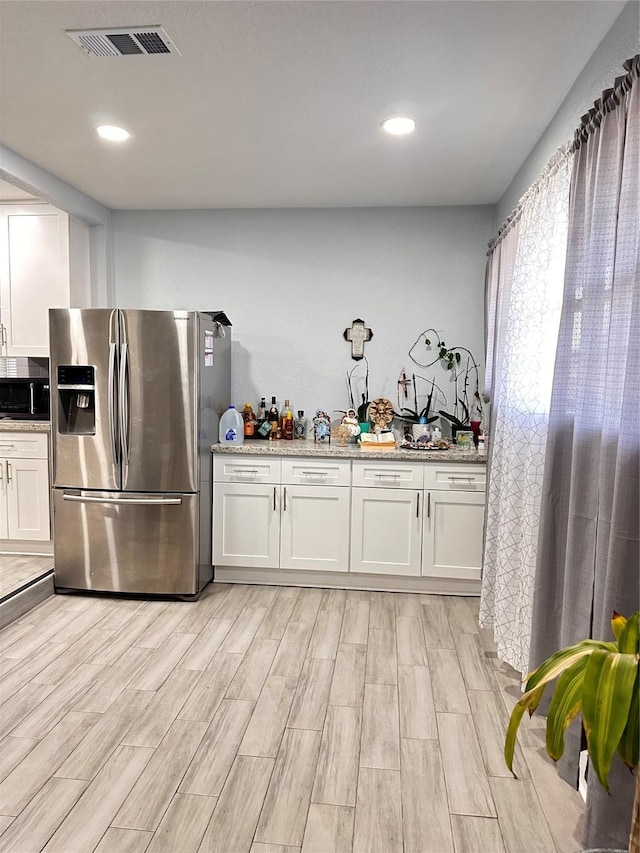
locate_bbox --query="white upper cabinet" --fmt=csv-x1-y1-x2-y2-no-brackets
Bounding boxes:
0,203,70,357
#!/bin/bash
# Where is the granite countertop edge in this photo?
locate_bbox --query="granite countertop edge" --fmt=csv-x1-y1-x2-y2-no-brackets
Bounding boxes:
211,441,485,464
0,421,51,433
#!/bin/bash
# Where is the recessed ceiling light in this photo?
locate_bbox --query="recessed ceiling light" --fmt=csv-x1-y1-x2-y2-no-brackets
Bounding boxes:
382,116,416,136
96,125,130,142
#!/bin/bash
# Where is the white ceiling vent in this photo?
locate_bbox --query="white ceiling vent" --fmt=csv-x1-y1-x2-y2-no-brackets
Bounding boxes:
66,26,180,58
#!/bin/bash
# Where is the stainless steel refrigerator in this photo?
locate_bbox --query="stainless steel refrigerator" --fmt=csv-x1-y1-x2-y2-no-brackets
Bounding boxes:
49,308,231,598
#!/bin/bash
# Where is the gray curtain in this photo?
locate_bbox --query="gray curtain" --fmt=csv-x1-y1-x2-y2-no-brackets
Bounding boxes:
530,56,639,851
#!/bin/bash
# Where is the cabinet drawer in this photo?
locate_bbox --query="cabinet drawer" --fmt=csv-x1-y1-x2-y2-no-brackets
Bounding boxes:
214,455,281,484
352,459,423,490
281,458,350,486
0,433,49,459
424,464,486,491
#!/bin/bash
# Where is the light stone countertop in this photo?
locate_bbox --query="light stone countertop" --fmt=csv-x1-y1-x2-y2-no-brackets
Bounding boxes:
211,440,485,464
0,421,51,433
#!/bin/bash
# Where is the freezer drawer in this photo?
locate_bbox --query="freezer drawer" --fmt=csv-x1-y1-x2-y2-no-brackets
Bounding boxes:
53,489,199,595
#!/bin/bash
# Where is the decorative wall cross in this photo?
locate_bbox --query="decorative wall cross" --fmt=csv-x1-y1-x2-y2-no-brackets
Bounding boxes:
344,318,373,360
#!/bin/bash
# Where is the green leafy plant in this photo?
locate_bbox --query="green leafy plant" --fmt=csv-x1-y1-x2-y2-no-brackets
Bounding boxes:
397,374,444,425
505,611,640,853
409,328,482,427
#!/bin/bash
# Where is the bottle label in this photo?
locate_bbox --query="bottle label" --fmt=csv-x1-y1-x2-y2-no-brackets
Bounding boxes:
225,428,237,441
258,421,272,437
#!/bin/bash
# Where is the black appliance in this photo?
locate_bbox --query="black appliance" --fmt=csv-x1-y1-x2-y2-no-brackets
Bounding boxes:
0,378,50,420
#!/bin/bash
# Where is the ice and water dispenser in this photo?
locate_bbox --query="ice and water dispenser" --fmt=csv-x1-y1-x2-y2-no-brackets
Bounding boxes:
56,366,96,434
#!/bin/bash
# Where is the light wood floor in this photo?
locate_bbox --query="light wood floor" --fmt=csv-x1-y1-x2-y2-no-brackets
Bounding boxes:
0,582,584,853
0,555,54,599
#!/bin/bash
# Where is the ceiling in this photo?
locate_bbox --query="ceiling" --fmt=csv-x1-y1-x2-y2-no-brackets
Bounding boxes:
0,0,625,210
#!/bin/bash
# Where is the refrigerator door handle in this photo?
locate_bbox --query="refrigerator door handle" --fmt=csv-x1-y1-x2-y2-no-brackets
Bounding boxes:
108,342,119,465
119,341,130,474
62,494,183,506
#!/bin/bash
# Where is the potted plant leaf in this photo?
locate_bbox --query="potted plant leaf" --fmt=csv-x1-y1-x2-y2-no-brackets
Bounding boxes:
505,610,640,853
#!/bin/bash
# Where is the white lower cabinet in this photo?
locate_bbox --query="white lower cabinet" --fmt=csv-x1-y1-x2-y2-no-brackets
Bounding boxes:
212,454,486,590
213,482,280,568
350,487,422,576
280,485,350,572
4,458,51,540
0,434,51,544
422,489,485,580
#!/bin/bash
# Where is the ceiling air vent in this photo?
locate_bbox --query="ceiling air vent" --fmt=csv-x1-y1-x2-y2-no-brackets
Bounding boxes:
66,26,180,58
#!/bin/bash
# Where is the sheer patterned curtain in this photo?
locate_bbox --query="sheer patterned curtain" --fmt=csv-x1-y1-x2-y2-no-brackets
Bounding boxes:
530,55,639,851
480,149,573,674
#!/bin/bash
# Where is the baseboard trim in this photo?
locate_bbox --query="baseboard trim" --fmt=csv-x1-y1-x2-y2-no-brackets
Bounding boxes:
0,541,53,556
214,566,481,596
0,573,54,630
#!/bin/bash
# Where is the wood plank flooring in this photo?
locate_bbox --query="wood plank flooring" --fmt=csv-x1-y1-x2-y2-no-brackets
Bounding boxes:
0,580,584,852
0,555,54,599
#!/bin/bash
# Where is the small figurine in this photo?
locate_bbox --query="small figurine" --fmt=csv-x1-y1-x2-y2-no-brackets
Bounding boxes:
313,409,331,443
368,398,395,434
332,423,352,447
341,408,361,438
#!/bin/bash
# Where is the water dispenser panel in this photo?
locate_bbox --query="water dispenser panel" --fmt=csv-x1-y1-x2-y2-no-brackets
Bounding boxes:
57,366,95,387
56,366,96,435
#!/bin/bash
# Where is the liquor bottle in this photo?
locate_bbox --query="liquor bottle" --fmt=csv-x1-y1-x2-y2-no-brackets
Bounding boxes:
283,406,294,440
268,396,280,439
294,410,307,439
242,402,256,438
256,396,269,439
279,399,293,431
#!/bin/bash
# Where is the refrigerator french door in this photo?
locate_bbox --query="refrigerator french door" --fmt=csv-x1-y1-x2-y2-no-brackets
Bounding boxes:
50,308,231,597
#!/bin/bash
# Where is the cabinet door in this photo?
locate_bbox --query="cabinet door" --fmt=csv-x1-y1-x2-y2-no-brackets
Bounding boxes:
280,485,350,572
213,482,280,568
0,205,70,356
350,487,422,576
422,490,485,581
0,462,8,539
5,458,51,541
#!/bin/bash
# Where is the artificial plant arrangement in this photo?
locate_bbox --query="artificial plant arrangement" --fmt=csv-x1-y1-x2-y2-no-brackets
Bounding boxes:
505,610,640,853
409,328,482,434
346,357,371,425
396,373,445,427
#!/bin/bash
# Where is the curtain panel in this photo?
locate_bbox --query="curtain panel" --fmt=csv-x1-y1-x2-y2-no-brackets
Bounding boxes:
530,55,639,851
480,150,572,674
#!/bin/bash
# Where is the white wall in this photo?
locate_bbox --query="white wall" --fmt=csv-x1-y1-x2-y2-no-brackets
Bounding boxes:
113,206,493,422
0,144,113,306
497,0,639,224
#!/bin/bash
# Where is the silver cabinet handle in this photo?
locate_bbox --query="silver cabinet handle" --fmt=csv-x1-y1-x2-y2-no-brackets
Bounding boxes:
302,470,328,476
416,491,420,518
0,445,16,450
448,476,475,482
375,472,400,478
233,468,259,474
283,486,287,511
427,492,431,518
29,382,35,415
0,463,3,482
63,494,182,506
273,486,276,511
6,461,12,483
